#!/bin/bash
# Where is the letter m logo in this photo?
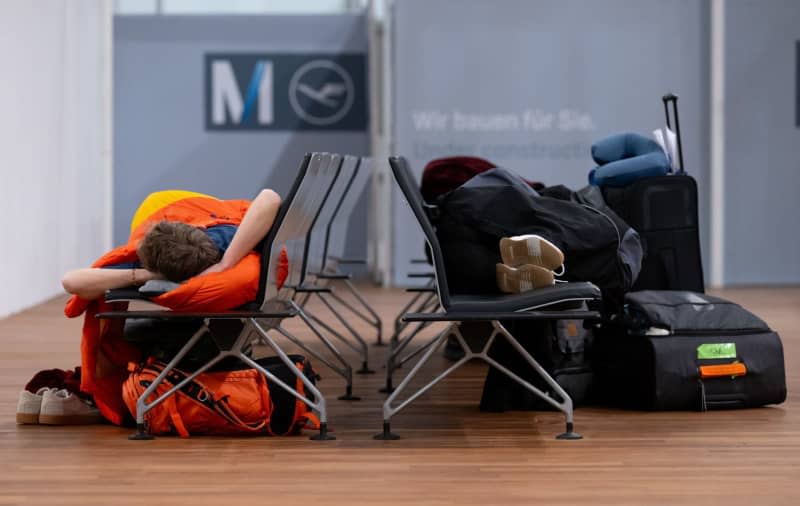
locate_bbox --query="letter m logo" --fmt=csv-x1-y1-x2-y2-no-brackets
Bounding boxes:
206,56,273,128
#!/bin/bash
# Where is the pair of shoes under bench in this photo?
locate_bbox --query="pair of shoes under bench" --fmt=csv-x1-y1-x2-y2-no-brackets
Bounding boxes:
16,388,103,425
496,235,565,294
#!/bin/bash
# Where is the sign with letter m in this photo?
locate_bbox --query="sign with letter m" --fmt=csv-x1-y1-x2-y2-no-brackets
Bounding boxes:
205,53,367,131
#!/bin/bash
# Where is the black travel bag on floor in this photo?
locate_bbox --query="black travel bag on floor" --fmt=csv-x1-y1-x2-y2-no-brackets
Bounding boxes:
479,311,595,412
594,291,786,410
602,94,705,293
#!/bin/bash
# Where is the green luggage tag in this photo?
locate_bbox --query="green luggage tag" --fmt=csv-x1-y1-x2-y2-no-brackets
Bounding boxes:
697,343,737,360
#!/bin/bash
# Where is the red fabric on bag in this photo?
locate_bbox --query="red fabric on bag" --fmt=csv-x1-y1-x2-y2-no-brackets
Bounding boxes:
420,156,544,203
420,156,496,203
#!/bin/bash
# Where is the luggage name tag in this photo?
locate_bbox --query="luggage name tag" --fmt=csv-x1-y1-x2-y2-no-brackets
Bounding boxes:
697,343,737,360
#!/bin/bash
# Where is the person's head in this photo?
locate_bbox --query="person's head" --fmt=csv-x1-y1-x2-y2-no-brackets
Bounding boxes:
137,221,220,282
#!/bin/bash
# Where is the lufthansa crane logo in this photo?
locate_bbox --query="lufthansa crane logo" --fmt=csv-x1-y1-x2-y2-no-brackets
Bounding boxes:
289,60,355,126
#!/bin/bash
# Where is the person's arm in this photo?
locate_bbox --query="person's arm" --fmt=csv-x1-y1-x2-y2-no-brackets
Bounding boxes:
61,267,160,300
202,189,282,275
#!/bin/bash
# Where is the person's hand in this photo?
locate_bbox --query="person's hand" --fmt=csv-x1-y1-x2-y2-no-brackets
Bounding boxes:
142,269,164,282
199,262,227,277
134,268,162,285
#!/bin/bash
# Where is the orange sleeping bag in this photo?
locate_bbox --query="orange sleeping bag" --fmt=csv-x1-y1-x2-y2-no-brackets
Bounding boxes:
64,193,261,425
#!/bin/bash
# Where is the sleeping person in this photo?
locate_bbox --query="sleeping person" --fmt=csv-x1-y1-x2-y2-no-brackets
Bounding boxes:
61,189,281,300
17,189,281,427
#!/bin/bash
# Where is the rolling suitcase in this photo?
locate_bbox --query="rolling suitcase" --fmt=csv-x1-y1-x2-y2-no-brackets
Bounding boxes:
602,94,705,292
594,291,786,411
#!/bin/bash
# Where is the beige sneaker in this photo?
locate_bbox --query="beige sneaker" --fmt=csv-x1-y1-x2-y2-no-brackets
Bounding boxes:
496,263,555,294
38,389,104,425
499,234,564,271
16,387,55,424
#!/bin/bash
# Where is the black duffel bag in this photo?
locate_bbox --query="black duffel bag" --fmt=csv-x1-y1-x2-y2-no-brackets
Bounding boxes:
594,290,786,410
435,167,641,311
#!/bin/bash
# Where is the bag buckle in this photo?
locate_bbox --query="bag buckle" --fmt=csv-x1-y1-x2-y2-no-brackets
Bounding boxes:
423,203,440,223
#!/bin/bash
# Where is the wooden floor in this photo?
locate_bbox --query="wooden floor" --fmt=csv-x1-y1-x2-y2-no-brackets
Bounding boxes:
1,286,798,505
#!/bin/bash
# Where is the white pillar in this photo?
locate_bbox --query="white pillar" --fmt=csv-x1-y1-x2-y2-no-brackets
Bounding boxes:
367,0,394,286
710,0,726,288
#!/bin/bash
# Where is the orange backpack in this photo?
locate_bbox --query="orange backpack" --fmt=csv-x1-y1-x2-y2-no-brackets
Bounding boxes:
123,356,319,437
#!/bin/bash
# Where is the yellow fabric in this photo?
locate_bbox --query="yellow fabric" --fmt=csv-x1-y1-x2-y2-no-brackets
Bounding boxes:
130,190,216,233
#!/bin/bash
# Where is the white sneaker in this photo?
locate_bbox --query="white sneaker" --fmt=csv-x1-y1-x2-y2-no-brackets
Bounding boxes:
499,234,565,272
38,389,104,425
16,387,55,424
496,263,556,294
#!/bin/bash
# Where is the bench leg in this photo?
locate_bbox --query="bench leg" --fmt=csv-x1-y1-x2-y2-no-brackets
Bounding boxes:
486,321,582,440
374,329,466,440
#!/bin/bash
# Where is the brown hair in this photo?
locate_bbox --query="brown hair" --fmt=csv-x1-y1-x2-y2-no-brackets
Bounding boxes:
137,221,220,282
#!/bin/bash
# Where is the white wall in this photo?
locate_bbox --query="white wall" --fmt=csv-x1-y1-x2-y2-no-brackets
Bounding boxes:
0,1,112,318
388,0,709,286
720,0,800,285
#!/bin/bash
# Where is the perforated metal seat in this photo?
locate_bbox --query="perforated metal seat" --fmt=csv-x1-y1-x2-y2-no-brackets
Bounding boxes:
296,155,379,375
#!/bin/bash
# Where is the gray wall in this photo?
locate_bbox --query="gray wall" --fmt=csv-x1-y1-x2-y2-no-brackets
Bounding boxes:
114,15,370,261
723,0,800,284
390,0,710,286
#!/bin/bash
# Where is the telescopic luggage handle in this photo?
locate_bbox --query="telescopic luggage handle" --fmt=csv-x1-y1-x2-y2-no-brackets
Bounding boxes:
662,93,685,174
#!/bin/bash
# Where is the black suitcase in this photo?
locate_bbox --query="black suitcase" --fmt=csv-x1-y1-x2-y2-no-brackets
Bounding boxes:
594,291,786,411
602,94,705,292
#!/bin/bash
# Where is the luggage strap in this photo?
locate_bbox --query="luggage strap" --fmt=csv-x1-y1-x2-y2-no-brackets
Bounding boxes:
697,362,748,412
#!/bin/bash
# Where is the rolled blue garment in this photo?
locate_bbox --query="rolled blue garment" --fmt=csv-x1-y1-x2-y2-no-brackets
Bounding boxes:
589,151,670,187
591,133,665,165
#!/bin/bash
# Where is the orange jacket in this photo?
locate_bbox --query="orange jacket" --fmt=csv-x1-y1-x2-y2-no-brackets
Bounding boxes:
64,196,261,425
